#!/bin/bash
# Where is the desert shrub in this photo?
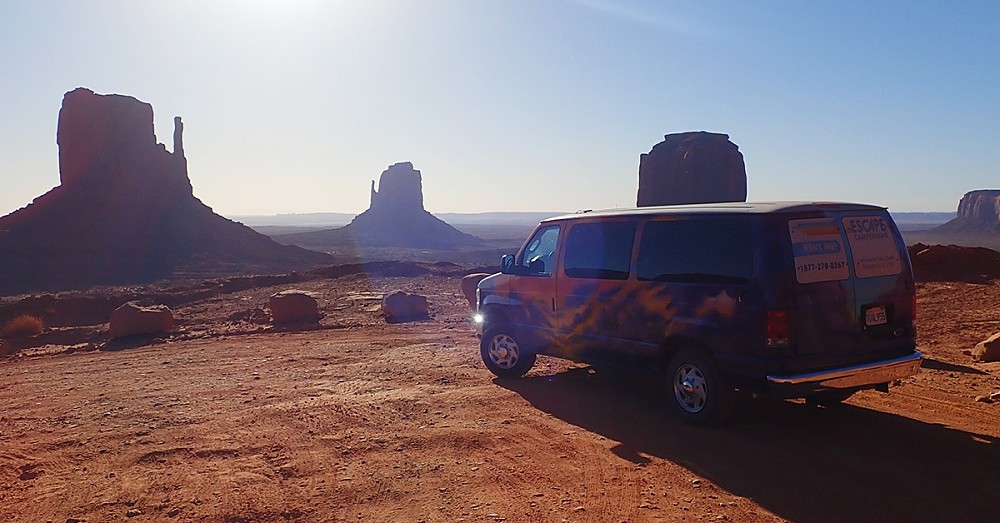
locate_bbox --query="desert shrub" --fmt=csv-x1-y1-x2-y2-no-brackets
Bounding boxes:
0,314,44,339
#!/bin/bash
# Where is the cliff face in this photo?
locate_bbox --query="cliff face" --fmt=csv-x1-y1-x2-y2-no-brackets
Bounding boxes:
934,190,1000,233
637,132,747,207
279,162,481,249
0,88,330,295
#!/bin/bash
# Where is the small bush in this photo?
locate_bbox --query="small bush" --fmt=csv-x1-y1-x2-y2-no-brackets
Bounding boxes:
0,314,44,339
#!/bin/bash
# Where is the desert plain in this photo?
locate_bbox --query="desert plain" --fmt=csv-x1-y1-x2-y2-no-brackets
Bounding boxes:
1,255,998,523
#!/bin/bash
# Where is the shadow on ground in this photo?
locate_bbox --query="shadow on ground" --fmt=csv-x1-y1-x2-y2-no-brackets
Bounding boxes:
497,367,998,523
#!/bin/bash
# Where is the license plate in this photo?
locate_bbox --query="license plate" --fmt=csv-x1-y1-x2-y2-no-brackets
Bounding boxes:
865,306,888,327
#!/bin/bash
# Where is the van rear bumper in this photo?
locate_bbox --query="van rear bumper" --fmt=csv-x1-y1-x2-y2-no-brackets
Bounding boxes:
766,350,922,397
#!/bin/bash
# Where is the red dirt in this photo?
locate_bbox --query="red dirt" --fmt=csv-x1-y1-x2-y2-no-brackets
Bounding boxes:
1,272,998,522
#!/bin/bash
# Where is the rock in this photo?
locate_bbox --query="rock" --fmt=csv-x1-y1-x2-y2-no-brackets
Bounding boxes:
269,291,320,325
934,190,1000,233
990,391,1000,401
275,162,482,249
227,308,270,324
382,291,429,322
460,273,491,310
637,132,747,207
125,508,142,518
974,395,993,403
972,332,1000,362
0,88,331,295
109,302,174,339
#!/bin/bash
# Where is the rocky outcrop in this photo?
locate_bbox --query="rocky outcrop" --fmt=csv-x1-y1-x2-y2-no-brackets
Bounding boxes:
907,243,1000,283
0,88,331,295
637,132,747,207
277,162,481,249
933,190,1000,233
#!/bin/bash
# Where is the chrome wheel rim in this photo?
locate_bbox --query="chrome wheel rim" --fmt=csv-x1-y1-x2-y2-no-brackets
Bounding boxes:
673,364,708,413
487,334,520,369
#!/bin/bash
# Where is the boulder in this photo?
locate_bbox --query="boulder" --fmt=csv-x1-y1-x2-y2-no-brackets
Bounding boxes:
460,273,491,310
109,302,174,339
972,333,1000,363
269,290,320,325
382,291,429,322
637,132,747,207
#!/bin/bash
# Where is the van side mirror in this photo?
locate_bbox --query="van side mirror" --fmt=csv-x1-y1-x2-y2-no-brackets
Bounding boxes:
500,254,516,274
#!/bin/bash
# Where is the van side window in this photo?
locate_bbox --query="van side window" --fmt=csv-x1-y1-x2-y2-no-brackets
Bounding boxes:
563,221,637,280
637,220,752,283
518,225,560,276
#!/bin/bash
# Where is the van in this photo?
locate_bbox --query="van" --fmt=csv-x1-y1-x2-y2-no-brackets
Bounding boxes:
474,202,922,424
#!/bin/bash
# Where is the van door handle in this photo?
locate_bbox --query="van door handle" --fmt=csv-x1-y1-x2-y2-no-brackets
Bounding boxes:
552,298,556,312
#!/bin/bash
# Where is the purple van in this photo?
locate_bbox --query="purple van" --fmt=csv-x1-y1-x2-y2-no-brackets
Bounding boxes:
475,202,922,424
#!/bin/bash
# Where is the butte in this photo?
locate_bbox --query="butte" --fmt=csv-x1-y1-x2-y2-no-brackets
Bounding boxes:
0,88,331,295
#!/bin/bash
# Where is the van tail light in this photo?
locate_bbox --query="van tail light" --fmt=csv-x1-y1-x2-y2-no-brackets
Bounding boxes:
767,309,791,347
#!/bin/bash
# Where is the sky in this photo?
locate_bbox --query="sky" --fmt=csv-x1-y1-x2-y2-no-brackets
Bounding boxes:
2,0,999,217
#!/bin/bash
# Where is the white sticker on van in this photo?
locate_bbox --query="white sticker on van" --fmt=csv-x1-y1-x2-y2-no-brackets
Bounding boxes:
842,216,902,278
788,218,850,284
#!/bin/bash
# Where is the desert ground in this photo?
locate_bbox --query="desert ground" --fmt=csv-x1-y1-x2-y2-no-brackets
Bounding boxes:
1,265,999,523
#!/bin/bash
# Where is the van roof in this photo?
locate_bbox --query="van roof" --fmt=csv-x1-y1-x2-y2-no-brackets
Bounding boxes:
541,201,888,223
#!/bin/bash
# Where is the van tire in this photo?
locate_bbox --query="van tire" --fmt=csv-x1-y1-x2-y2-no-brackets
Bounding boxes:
666,348,735,425
481,323,536,378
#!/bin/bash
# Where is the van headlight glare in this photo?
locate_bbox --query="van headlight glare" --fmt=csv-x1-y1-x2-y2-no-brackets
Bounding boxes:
473,313,484,324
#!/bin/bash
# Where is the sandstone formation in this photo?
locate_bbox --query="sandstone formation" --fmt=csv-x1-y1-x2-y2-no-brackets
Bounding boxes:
382,291,429,322
933,190,1000,233
109,302,175,339
269,290,320,325
0,88,331,295
637,132,747,207
277,162,481,249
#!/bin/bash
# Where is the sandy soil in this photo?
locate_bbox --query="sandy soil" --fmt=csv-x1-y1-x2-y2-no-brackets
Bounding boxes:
1,274,998,522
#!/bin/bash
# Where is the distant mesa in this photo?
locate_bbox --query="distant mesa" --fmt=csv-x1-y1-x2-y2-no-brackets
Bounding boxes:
279,162,481,249
933,190,1000,234
637,131,747,207
0,87,331,295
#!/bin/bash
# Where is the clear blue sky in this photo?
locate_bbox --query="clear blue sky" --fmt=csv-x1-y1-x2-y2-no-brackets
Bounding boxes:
2,0,998,216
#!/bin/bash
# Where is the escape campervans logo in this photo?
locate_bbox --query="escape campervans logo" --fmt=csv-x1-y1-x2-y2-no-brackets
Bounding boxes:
843,216,902,278
846,217,891,241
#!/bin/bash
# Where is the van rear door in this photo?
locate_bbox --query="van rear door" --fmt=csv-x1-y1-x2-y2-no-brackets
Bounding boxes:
840,211,916,360
784,208,915,372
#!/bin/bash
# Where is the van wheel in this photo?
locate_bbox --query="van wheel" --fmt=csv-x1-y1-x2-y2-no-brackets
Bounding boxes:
481,324,536,378
666,348,735,425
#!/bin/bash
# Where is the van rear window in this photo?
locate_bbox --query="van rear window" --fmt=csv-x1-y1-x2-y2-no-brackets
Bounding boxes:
636,220,752,283
842,216,902,278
